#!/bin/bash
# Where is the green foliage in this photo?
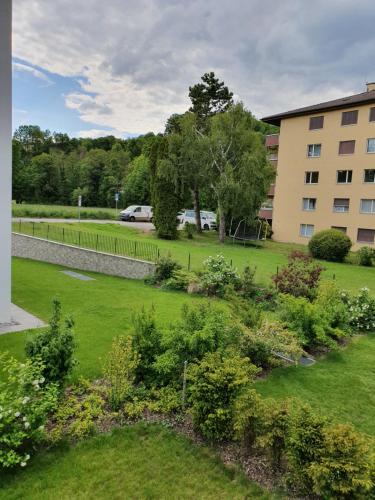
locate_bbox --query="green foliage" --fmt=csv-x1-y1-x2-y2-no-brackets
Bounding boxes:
0,353,58,468
315,281,352,334
358,246,375,266
309,229,352,262
122,154,151,206
233,388,264,452
241,265,257,299
48,381,106,442
183,222,196,239
25,299,76,384
154,304,244,386
161,269,198,292
280,294,346,349
240,320,304,369
189,352,259,442
103,336,139,410
227,293,263,328
341,287,375,331
147,386,182,413
153,255,182,283
272,251,324,300
201,254,241,296
307,423,374,499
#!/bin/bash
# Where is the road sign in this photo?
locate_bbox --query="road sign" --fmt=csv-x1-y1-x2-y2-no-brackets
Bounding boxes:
115,192,119,202
78,195,82,207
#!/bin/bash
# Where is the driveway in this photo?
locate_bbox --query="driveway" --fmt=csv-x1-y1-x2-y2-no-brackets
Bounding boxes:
12,217,155,232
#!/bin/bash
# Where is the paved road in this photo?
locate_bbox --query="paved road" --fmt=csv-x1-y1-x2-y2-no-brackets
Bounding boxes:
12,217,155,232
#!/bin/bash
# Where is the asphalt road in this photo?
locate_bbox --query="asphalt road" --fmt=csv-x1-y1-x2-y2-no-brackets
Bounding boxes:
12,218,155,232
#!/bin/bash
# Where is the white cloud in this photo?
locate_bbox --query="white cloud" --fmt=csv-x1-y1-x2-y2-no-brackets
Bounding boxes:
77,129,120,139
12,62,53,86
12,0,375,134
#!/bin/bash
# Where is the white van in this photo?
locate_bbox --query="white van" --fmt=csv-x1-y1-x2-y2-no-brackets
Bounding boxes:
119,205,153,222
179,210,217,230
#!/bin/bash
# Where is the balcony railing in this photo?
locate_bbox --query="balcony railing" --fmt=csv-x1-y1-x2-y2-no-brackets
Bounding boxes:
265,134,279,147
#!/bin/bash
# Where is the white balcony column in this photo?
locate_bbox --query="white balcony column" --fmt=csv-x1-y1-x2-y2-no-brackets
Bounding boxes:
0,0,12,323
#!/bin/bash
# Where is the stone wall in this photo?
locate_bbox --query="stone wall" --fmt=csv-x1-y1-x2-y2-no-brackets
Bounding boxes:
12,233,155,280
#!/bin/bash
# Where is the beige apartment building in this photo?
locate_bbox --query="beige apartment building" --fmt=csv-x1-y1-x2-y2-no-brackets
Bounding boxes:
262,83,375,250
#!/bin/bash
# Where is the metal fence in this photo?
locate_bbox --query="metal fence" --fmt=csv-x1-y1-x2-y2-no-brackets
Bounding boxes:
13,221,159,263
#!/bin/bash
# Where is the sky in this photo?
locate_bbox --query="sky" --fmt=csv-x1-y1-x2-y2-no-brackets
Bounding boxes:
12,0,375,139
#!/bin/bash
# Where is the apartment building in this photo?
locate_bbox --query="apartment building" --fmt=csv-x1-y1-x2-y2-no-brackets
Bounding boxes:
262,83,375,250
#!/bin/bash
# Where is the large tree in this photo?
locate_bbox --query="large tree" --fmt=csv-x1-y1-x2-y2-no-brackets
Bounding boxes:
203,103,275,243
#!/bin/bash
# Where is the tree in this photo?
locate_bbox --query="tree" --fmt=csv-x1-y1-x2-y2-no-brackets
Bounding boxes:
123,154,151,206
28,153,62,203
187,72,234,230
204,103,274,243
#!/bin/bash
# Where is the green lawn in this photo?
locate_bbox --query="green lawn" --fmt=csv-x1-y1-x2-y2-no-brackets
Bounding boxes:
256,334,375,437
1,258,212,380
12,203,117,220
18,221,375,294
0,424,273,499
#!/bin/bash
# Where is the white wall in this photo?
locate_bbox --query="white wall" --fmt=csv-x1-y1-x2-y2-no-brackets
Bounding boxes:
0,0,12,323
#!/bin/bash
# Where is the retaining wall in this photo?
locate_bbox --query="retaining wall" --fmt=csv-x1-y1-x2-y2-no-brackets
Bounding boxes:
12,233,155,280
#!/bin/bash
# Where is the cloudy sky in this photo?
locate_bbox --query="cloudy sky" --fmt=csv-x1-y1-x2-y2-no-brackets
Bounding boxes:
12,0,375,138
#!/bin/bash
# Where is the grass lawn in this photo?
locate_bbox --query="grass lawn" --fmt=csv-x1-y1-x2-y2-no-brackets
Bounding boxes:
19,221,375,294
1,258,213,380
0,423,273,499
12,203,116,220
256,334,375,437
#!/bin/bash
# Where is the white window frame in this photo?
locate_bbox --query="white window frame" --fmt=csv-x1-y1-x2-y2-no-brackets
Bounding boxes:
305,171,319,184
360,199,375,214
366,138,375,154
333,199,350,213
302,198,316,211
336,170,352,184
300,224,314,237
364,169,375,183
307,144,321,158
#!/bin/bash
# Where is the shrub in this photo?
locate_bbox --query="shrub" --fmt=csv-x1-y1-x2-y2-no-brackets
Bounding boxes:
233,388,264,452
272,251,323,300
241,266,257,298
161,269,198,292
358,246,375,267
308,424,374,499
227,293,263,328
341,287,375,331
153,304,244,385
240,320,304,369
0,354,58,468
201,254,241,297
103,336,139,410
280,294,345,349
131,308,163,385
153,255,181,283
315,281,352,334
183,222,196,239
309,229,352,262
147,386,181,413
25,299,76,384
189,352,259,442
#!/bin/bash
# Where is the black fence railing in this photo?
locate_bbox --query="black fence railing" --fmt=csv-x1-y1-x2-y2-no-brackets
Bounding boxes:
13,221,159,263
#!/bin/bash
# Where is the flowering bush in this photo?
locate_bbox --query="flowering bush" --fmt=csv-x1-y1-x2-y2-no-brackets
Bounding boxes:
341,287,375,331
201,254,241,296
0,353,58,468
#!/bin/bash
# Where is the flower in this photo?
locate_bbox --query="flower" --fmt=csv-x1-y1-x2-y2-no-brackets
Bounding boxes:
14,411,20,417
20,462,26,467
22,397,30,405
24,421,30,429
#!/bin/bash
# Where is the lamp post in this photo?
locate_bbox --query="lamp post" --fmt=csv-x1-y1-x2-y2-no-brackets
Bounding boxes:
0,0,12,323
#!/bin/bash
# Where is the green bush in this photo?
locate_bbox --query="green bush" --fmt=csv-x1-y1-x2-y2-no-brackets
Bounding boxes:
341,287,375,331
358,246,375,266
226,292,263,328
309,229,352,262
0,354,58,468
25,299,76,384
240,320,304,369
315,281,352,334
241,265,257,298
308,423,374,499
272,251,323,300
201,254,241,297
161,269,198,292
153,255,181,283
103,336,139,410
189,352,259,442
233,388,264,452
183,222,196,239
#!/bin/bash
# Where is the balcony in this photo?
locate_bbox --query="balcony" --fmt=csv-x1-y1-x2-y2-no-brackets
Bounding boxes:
265,134,279,148
268,184,275,196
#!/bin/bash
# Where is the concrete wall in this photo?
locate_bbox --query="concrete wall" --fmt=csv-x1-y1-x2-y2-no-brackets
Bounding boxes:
273,101,375,250
12,233,155,280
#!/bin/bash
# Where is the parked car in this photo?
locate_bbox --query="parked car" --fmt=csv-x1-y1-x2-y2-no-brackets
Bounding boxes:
119,205,153,222
179,210,217,230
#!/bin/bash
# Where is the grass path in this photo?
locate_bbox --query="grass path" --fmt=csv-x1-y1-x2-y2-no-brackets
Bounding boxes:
0,424,274,499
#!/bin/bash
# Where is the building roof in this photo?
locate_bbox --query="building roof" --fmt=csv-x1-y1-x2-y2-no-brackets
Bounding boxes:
261,89,375,126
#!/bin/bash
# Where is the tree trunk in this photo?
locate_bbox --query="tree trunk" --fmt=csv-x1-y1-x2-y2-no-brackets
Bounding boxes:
192,187,202,233
219,207,226,243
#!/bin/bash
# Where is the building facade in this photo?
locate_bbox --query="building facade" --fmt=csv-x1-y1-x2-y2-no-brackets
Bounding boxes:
262,83,375,250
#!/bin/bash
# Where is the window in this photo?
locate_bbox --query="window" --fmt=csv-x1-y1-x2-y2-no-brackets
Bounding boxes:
364,169,375,183
309,116,324,130
357,228,375,244
341,110,358,126
300,224,314,237
302,198,316,211
134,207,141,212
307,144,321,157
339,140,355,155
305,171,319,184
366,138,375,153
370,107,375,122
185,210,195,217
337,170,352,183
333,198,350,213
331,226,347,233
360,199,375,214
